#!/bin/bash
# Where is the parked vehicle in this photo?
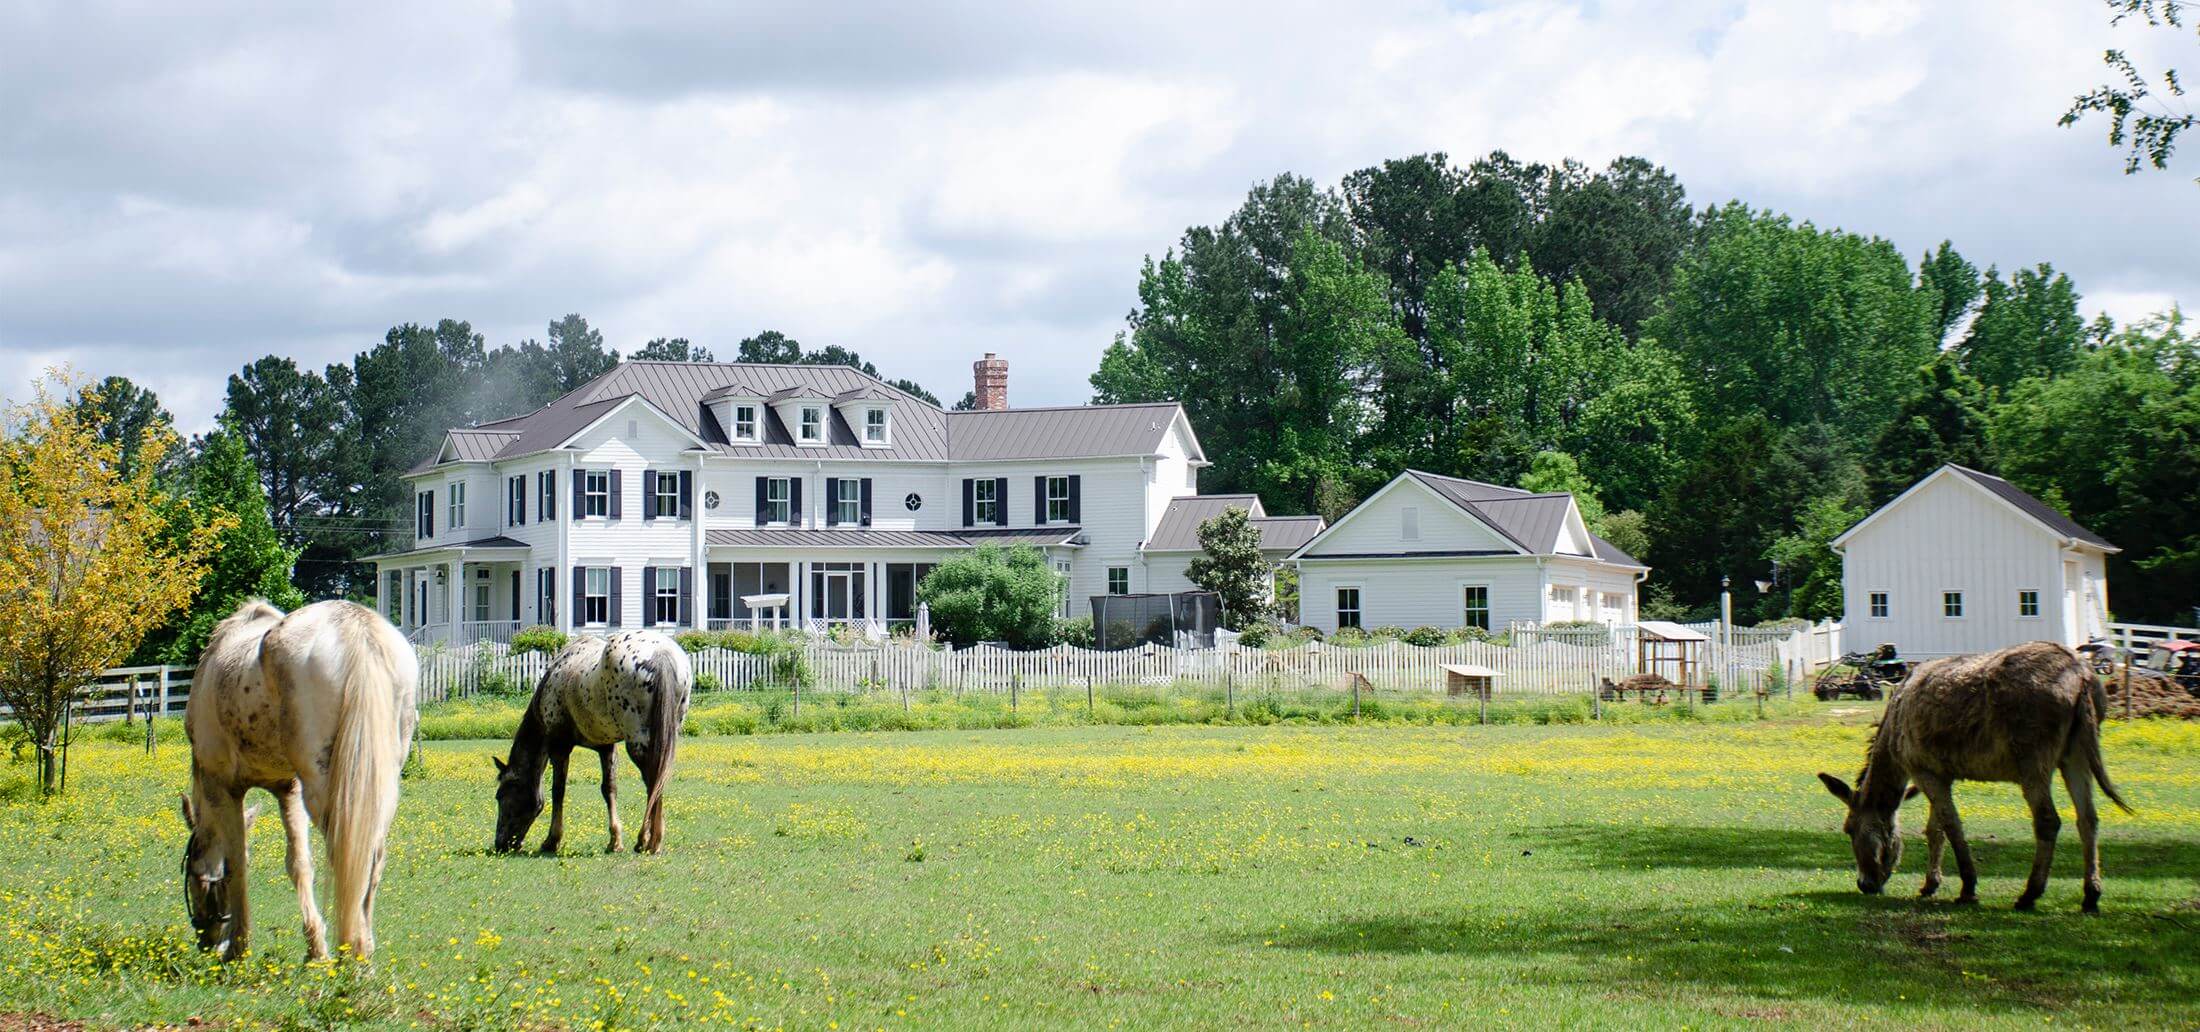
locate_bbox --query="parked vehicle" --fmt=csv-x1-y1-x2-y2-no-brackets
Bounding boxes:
1814,643,1908,701
2077,636,2124,676
2145,639,2200,694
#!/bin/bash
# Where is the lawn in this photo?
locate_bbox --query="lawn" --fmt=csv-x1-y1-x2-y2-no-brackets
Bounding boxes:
3,712,2197,1029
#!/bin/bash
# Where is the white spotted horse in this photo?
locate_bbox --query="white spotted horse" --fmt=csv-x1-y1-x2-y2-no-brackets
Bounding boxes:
181,599,419,961
494,631,692,854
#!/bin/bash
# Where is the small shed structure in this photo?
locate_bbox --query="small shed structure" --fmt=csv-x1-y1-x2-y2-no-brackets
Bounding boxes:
1636,620,1709,686
1441,663,1503,698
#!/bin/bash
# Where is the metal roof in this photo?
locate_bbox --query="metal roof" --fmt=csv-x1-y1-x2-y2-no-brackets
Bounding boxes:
1638,620,1710,642
1407,471,1574,555
1143,494,1326,553
704,526,1084,550
407,361,1193,471
362,535,532,562
1947,465,2117,551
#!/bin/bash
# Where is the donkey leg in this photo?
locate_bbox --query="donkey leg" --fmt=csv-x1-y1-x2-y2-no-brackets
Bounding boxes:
277,783,329,961
598,747,625,853
2062,759,2103,913
2014,777,2061,911
538,746,573,855
1915,775,1978,903
1919,821,1946,898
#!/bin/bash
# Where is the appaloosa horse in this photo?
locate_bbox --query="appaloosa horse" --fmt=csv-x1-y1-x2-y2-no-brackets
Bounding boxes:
1819,641,2131,912
182,599,419,961
494,631,692,855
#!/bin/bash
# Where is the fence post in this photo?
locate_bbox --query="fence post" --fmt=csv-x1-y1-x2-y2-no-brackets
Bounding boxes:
1085,675,1094,718
144,708,156,755
1011,674,1020,715
156,666,170,718
2121,658,2132,721
1478,682,1488,725
793,678,801,720
1351,674,1361,722
1225,670,1235,720
1592,678,1601,721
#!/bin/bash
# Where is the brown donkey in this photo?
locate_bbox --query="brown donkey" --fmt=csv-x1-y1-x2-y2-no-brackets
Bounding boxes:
1818,641,2131,912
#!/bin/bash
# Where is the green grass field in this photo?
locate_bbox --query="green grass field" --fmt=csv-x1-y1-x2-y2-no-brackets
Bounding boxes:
4,711,2197,1029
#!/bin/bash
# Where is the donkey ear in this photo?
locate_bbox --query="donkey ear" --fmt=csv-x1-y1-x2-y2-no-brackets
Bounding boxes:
491,756,508,775
241,802,263,829
1816,772,1854,804
1903,784,1923,801
178,793,197,827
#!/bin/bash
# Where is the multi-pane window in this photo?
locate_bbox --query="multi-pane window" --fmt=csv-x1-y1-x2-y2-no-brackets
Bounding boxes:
1462,585,1490,630
538,470,555,520
654,567,680,625
1943,591,1965,618
448,481,466,528
733,404,758,441
583,470,610,517
973,479,999,524
798,406,823,442
1336,588,1362,629
537,568,556,625
763,478,792,524
416,491,434,538
654,472,680,518
508,476,525,526
473,568,491,622
2018,589,2041,617
864,408,888,443
1056,560,1074,618
1044,476,1071,523
1107,567,1130,595
834,478,861,525
1550,585,1577,618
1869,592,1889,618
583,568,611,625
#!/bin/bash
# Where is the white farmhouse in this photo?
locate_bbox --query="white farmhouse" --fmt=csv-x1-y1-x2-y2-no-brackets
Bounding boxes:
1832,464,2116,657
1284,471,1647,634
368,354,1321,642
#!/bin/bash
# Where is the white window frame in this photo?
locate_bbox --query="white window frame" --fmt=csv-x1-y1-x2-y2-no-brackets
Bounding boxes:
1336,586,1363,629
473,568,491,623
763,477,792,525
863,407,888,445
1401,505,1420,541
833,478,861,526
507,476,524,526
2017,589,2041,618
538,470,554,518
798,406,824,443
1943,591,1965,619
1868,592,1889,619
583,470,610,518
583,567,611,626
733,404,758,442
1045,475,1071,524
1055,560,1074,618
654,566,681,625
973,478,999,524
417,491,434,539
653,471,680,519
1461,583,1491,631
448,481,466,529
1107,567,1130,596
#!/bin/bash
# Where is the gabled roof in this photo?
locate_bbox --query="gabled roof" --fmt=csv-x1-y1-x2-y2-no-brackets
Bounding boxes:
1832,464,2119,553
408,429,521,473
1143,495,1328,553
1287,470,1646,569
404,360,1197,472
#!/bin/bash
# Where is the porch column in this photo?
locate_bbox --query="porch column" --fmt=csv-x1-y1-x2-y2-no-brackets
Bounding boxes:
448,558,464,641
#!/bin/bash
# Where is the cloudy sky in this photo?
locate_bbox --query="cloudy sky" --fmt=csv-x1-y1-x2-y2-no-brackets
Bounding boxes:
3,0,2194,431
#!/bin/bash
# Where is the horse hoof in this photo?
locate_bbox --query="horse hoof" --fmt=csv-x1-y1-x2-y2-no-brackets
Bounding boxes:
1953,894,1979,906
1919,882,1940,899
2013,897,2039,912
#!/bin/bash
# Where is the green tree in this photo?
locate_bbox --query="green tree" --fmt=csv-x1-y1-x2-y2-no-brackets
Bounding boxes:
2062,0,2197,179
1764,495,1867,620
632,337,715,362
1519,451,1606,524
1184,507,1273,629
1868,352,1996,504
1958,263,2085,391
545,314,620,393
734,330,803,364
1917,241,1982,343
72,376,174,480
224,356,345,542
1530,155,1694,336
139,430,307,664
1647,414,1786,620
915,545,1064,648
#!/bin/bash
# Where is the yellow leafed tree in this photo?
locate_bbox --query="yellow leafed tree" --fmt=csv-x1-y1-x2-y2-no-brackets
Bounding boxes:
0,371,228,794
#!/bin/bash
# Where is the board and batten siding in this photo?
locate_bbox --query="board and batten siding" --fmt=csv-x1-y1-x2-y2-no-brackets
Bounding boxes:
1839,473,2096,656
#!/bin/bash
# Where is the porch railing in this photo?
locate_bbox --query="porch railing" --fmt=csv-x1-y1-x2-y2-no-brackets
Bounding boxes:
459,620,521,646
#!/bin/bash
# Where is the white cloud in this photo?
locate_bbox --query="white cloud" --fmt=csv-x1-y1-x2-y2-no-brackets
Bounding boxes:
2,0,2195,432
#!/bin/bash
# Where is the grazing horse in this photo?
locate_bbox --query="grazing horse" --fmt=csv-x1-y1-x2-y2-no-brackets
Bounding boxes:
494,632,691,855
181,599,418,961
1818,641,2130,912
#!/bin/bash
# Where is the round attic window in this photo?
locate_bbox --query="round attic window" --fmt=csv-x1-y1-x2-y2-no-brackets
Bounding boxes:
704,490,721,511
905,493,923,512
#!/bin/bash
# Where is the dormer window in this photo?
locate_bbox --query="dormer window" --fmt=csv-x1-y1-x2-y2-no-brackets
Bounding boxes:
733,404,758,442
799,406,824,443
863,407,888,445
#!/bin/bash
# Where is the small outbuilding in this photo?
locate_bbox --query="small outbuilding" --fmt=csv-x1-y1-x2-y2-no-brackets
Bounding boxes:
1833,464,2117,658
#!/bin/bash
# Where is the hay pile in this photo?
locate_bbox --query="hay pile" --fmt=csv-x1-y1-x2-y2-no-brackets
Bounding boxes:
2103,671,2200,720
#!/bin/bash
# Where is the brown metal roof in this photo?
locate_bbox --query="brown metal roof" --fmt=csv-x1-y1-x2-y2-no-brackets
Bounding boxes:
1295,470,1646,569
1144,495,1325,553
408,361,1192,471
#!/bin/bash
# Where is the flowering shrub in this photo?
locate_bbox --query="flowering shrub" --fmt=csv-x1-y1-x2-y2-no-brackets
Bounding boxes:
508,625,567,655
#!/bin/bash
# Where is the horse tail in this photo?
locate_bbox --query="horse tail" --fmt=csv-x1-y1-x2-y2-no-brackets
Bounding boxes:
320,607,414,956
2069,654,2133,815
635,639,689,852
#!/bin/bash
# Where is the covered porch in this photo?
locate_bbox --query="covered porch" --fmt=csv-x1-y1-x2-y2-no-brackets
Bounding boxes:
703,527,1084,639
367,537,532,646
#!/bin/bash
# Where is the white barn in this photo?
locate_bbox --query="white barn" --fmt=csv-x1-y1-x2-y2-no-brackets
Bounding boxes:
1284,471,1647,634
1832,464,2116,658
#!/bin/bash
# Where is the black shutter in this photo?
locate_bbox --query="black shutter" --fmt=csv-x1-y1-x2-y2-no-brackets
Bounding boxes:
641,566,656,626
1034,477,1047,525
962,479,974,527
755,477,768,526
572,470,584,522
790,478,803,526
1068,475,1082,524
572,566,584,623
860,478,873,527
510,570,521,621
608,470,624,519
994,477,1009,526
516,477,527,525
679,471,693,519
641,468,658,519
609,567,624,627
824,477,840,527
423,494,433,538
679,567,694,627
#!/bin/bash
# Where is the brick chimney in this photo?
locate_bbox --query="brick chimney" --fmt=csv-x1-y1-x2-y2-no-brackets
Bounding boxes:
973,352,1009,410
